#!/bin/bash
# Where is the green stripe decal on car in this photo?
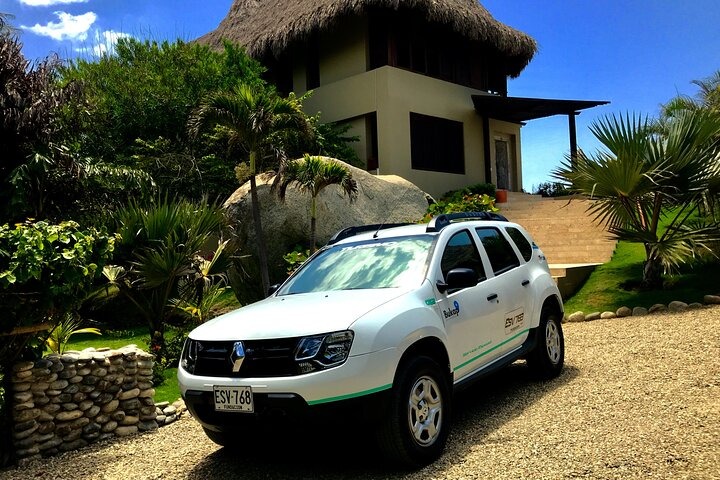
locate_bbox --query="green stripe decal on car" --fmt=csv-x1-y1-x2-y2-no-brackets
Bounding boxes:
307,383,393,405
454,329,530,372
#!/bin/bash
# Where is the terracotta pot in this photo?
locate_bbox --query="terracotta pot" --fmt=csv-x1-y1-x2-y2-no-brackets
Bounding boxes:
495,189,508,203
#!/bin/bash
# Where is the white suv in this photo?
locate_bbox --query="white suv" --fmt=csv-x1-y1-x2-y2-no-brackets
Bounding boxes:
178,212,564,466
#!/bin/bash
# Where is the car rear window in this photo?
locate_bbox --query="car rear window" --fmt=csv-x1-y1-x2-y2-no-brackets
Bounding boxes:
505,226,533,262
475,227,520,275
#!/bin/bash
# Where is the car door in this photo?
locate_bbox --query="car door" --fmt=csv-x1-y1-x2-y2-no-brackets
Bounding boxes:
434,229,505,381
474,226,531,356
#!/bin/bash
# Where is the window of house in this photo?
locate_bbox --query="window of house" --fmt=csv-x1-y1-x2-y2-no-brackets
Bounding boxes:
440,230,485,282
306,37,320,90
410,113,464,174
475,227,520,275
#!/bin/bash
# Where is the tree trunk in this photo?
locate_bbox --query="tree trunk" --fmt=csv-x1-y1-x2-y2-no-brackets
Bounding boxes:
641,250,663,289
310,196,317,253
250,174,270,296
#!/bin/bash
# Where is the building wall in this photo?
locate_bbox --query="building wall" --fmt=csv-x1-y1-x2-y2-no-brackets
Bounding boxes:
292,14,524,198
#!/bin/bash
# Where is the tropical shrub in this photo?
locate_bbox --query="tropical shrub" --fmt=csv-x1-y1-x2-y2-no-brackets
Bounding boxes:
440,183,496,201
278,155,358,251
534,182,572,197
422,194,498,222
108,197,230,383
553,111,720,288
60,38,266,200
45,313,101,354
283,245,311,276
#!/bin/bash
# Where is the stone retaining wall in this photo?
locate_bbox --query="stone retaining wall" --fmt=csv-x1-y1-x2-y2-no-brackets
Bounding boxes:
9,345,158,464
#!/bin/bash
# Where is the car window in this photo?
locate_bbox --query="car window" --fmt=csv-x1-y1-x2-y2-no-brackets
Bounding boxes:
279,235,433,294
505,226,533,262
440,230,485,282
475,227,520,275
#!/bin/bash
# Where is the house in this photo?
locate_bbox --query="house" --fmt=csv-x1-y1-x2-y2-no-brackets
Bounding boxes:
198,0,607,198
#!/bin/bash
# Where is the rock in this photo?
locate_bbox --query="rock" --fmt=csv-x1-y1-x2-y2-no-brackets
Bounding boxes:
156,414,167,424
164,414,177,425
13,424,38,440
154,401,170,409
37,422,55,435
567,311,585,323
162,405,177,416
703,294,720,305
224,162,430,294
114,426,138,437
13,392,33,404
56,410,84,422
668,301,688,312
13,382,31,392
121,399,141,411
138,388,155,398
138,420,158,432
101,421,118,433
34,396,50,407
13,370,33,381
30,382,49,393
13,401,34,412
17,454,42,466
15,446,40,458
616,306,632,318
62,430,82,442
688,302,704,309
95,414,110,424
111,411,126,423
83,422,102,435
78,400,94,411
632,306,648,316
13,408,41,423
59,439,87,452
13,361,35,373
585,312,601,321
648,304,667,313
118,388,140,400
37,437,63,451
50,380,69,390
14,419,37,433
101,400,119,413
600,311,616,319
85,405,101,418
120,415,139,426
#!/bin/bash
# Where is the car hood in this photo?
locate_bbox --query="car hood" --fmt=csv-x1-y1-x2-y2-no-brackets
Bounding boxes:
189,289,408,341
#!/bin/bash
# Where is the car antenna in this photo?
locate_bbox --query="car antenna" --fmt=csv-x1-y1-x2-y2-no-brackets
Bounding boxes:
373,188,410,239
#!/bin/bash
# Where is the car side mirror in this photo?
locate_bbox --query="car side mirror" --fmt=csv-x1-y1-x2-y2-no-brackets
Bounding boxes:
436,268,477,293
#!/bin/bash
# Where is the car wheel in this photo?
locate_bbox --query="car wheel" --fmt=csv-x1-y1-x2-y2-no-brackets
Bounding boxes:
376,356,451,467
527,308,565,379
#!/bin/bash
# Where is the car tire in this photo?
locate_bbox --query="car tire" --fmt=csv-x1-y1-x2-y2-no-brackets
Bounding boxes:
527,308,565,379
376,356,451,467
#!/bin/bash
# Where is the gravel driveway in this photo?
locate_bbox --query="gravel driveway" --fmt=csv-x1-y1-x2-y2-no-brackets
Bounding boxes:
2,307,718,480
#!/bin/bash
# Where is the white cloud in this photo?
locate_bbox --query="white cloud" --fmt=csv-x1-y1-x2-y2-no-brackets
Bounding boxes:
19,0,89,6
76,30,133,57
22,11,97,41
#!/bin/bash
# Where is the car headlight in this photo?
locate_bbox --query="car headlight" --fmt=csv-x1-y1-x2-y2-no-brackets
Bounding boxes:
295,330,354,373
180,338,198,374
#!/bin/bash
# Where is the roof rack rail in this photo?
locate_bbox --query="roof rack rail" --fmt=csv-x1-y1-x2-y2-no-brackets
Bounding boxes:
327,223,413,245
426,211,509,232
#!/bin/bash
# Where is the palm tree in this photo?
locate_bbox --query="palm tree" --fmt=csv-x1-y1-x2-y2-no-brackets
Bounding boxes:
278,155,358,251
662,70,720,117
553,111,720,288
188,83,311,295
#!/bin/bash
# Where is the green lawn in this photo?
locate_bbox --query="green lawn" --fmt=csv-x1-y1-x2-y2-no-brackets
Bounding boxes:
563,240,718,313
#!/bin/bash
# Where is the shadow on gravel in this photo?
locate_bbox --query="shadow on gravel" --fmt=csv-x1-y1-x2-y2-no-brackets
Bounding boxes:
187,362,580,479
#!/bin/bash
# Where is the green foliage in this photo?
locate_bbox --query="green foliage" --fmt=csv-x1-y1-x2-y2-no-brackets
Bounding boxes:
284,117,362,167
563,241,720,313
422,194,498,223
60,38,265,200
278,155,358,250
440,183,496,201
0,220,116,336
553,111,720,287
283,245,311,276
45,313,101,354
189,81,313,296
108,197,229,384
0,34,82,223
533,182,572,197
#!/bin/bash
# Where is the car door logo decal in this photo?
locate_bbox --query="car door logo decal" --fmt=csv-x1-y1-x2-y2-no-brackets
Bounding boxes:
443,300,460,319
504,308,525,335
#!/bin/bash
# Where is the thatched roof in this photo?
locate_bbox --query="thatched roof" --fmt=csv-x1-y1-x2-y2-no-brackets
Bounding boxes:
198,0,537,77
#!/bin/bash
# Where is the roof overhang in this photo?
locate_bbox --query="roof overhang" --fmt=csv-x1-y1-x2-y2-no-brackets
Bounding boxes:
472,95,609,123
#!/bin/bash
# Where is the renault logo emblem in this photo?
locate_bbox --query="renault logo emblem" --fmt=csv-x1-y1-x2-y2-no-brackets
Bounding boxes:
230,341,245,373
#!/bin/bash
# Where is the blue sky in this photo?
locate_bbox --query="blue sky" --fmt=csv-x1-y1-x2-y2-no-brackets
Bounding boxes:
3,0,720,191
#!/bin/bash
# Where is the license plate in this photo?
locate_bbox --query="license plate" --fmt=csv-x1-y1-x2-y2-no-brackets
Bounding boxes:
213,386,254,413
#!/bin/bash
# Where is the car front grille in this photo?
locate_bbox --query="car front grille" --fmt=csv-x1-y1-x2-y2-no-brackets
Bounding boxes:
192,338,300,378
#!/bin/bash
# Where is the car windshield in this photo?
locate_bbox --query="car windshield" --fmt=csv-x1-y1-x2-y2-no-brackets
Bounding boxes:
278,235,434,295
